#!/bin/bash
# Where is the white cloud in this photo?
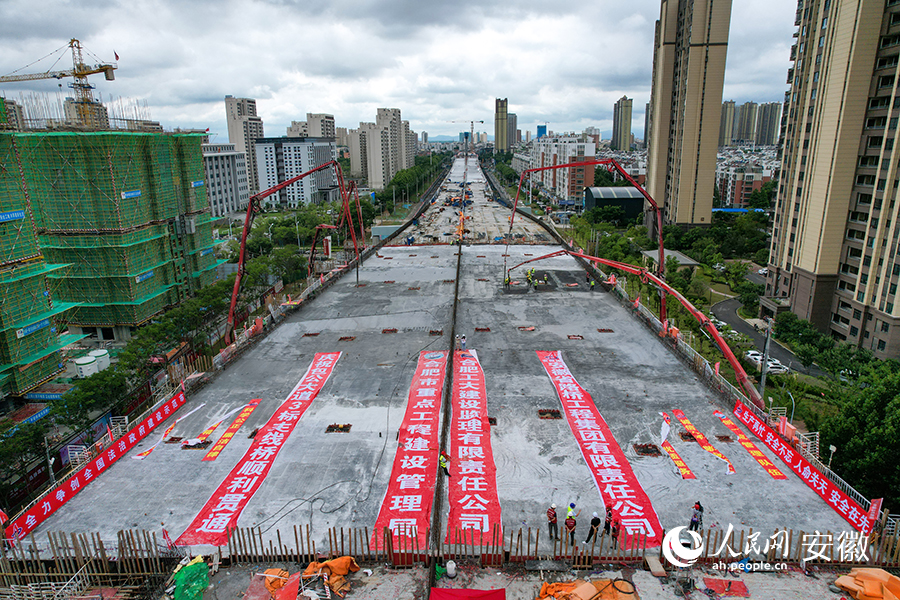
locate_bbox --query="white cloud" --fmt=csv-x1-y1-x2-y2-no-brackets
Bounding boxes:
0,0,795,139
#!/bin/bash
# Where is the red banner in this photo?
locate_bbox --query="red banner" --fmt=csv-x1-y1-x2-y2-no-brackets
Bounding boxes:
732,401,872,535
202,400,261,461
867,498,883,522
537,351,663,548
660,412,694,479
713,409,786,479
446,350,502,542
194,401,257,443
671,409,735,474
176,353,341,546
5,390,188,543
372,351,448,550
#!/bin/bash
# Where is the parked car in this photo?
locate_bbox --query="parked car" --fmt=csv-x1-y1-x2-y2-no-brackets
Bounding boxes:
744,350,763,366
758,268,769,276
765,359,789,374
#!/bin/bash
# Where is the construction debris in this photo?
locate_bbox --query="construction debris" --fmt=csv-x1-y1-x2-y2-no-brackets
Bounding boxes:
302,556,361,598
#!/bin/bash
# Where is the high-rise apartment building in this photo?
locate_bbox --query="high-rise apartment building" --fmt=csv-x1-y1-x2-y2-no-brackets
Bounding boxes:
286,121,309,137
225,96,265,193
644,102,651,149
349,109,415,190
507,113,518,149
307,114,336,139
335,127,350,147
733,101,759,144
494,99,509,153
63,97,109,130
532,136,596,204
754,102,782,146
719,100,736,146
376,108,403,175
255,137,338,208
0,99,26,130
612,96,633,151
203,143,249,217
647,0,731,231
764,0,900,357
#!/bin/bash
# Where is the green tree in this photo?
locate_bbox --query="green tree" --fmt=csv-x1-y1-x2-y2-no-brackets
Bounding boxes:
50,368,128,438
820,361,900,509
269,246,307,284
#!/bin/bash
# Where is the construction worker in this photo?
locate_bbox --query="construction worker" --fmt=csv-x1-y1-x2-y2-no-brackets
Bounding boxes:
439,451,451,477
461,335,467,350
603,506,613,536
611,518,620,548
564,513,577,546
567,502,580,518
546,504,558,541
590,279,595,291
585,512,602,544
504,275,510,288
689,501,704,531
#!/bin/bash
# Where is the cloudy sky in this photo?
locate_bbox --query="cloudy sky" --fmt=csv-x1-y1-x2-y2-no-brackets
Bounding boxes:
0,0,794,141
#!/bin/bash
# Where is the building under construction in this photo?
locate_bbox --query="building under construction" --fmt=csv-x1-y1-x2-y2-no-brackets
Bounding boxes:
0,137,83,397
1,131,221,350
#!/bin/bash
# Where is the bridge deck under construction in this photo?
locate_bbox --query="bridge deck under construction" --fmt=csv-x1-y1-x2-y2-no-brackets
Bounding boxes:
28,158,849,553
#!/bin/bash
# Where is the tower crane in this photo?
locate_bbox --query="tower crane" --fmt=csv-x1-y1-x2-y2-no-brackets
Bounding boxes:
447,120,484,154
0,39,117,127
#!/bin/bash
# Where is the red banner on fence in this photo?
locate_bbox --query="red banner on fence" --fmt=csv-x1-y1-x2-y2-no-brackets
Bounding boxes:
202,400,261,461
176,353,341,546
537,351,663,549
713,409,786,479
372,351,448,551
445,350,502,542
732,401,872,535
5,390,188,544
671,409,735,474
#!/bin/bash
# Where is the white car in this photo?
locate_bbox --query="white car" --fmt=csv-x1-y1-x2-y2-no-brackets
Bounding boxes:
758,268,769,276
765,359,788,374
744,351,763,366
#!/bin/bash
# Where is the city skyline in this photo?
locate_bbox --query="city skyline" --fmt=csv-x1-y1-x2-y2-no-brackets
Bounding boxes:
0,0,793,141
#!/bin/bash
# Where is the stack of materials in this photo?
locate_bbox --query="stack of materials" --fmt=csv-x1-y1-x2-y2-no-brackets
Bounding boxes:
835,568,900,600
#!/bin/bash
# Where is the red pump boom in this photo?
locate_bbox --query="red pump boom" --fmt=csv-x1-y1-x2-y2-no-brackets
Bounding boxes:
225,160,361,343
506,249,764,408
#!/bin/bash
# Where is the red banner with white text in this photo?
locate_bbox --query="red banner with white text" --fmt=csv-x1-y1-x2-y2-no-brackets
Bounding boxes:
372,351,448,551
713,409,786,479
537,351,663,548
672,409,735,474
5,390,188,543
733,401,872,535
176,352,341,546
445,350,502,542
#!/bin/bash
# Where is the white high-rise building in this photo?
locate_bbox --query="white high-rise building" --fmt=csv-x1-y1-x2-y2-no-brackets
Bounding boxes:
203,143,250,217
225,96,265,193
255,137,338,208
307,114,335,139
350,123,392,190
336,127,350,147
533,136,596,204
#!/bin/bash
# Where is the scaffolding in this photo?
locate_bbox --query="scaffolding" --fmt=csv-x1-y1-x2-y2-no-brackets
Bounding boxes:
0,134,83,396
3,131,219,332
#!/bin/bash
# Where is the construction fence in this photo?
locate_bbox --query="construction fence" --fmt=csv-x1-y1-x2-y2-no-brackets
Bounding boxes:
0,521,898,590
